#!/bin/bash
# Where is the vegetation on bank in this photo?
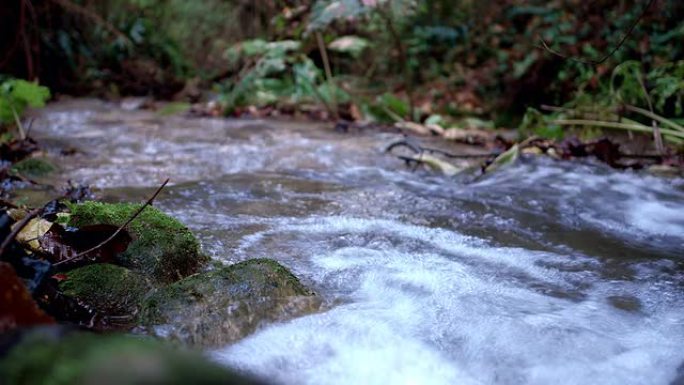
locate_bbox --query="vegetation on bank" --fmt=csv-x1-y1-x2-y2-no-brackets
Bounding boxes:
0,2,682,381
1,1,683,156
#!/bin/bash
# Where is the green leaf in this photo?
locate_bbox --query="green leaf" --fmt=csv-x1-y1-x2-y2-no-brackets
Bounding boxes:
425,114,445,127
409,154,464,176
0,79,51,124
519,108,563,140
485,144,520,174
377,93,409,119
328,36,370,57
308,1,368,32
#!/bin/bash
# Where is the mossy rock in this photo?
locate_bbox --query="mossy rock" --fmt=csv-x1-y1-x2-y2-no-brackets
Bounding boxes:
10,157,56,178
59,264,152,318
140,258,319,346
0,328,269,385
66,202,208,284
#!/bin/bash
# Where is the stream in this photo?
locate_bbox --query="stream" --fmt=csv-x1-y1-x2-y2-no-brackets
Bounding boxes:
30,99,684,385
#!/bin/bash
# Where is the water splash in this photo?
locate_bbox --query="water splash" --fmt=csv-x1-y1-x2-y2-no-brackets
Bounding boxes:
30,100,684,385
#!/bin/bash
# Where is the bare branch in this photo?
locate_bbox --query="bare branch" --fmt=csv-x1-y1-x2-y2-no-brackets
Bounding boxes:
50,0,133,46
538,0,656,65
0,208,42,258
54,178,169,267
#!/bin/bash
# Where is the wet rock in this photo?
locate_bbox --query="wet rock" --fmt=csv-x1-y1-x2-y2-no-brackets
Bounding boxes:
140,258,318,347
0,328,270,385
672,362,684,385
58,264,152,319
607,295,642,312
66,202,208,283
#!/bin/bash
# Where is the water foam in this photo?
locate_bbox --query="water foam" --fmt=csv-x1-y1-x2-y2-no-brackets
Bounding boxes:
213,217,684,385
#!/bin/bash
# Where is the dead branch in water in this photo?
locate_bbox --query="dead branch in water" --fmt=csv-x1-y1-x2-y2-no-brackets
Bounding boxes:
386,139,498,159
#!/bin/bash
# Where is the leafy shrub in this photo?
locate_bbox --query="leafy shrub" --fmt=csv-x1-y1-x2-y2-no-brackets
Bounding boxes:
0,79,51,125
219,39,349,114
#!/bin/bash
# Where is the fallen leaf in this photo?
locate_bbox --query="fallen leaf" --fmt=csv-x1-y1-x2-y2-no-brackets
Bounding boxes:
484,144,519,173
41,224,132,266
395,121,431,135
425,124,445,136
408,154,464,176
51,273,68,282
0,262,54,333
15,218,53,253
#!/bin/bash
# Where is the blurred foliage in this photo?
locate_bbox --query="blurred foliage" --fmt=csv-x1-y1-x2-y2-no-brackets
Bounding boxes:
1,0,297,95
1,0,682,143
218,38,349,114
237,0,683,128
0,78,50,125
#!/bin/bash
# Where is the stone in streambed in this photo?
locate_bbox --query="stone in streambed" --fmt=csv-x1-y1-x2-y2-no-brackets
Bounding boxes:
140,258,319,347
58,264,152,319
0,328,270,385
66,202,208,284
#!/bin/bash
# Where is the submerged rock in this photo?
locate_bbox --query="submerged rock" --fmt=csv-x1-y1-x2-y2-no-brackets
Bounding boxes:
66,202,208,283
140,258,319,346
0,328,270,385
58,264,152,319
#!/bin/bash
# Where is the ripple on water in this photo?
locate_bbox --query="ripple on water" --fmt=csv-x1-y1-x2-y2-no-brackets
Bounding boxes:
212,217,684,385
29,101,684,385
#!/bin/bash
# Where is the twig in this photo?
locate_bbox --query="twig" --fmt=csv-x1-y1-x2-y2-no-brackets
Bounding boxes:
538,0,656,65
0,199,19,209
541,103,678,131
315,31,338,120
382,106,405,123
50,0,133,46
552,119,684,139
386,139,497,159
386,139,422,154
54,178,169,266
624,104,684,133
0,207,41,258
10,171,39,185
541,104,604,114
10,105,26,140
378,5,415,120
25,118,35,137
422,147,497,159
633,68,664,154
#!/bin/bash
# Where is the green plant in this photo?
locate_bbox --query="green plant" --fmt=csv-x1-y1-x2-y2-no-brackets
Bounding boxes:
218,38,350,115
0,78,51,138
523,60,684,146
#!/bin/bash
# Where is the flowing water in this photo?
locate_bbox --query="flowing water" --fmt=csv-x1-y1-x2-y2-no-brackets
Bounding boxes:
31,99,684,385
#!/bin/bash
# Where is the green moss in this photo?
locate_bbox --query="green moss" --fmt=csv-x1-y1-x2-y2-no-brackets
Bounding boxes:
66,202,208,283
10,158,56,177
139,259,317,346
157,102,191,116
141,258,312,324
59,264,151,317
0,330,265,385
